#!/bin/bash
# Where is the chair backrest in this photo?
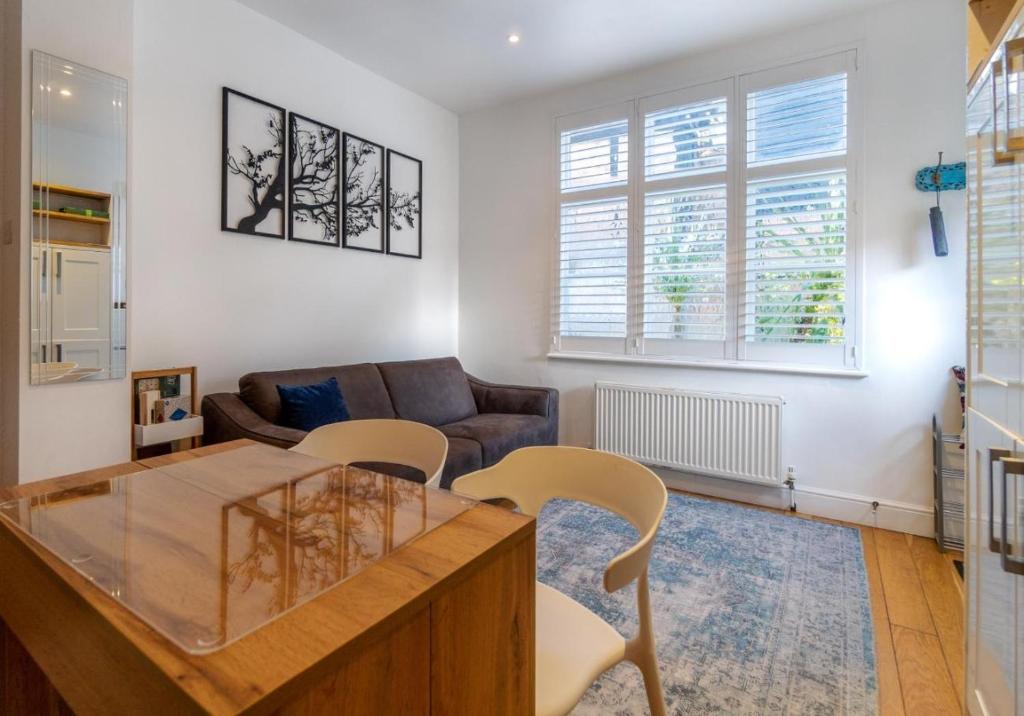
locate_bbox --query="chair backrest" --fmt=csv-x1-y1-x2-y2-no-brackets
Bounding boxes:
290,419,449,487
452,446,667,593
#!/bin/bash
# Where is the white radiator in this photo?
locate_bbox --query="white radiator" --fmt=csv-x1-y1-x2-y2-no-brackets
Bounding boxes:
594,382,784,486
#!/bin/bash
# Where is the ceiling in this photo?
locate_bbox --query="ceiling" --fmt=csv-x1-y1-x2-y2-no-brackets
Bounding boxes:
238,0,893,114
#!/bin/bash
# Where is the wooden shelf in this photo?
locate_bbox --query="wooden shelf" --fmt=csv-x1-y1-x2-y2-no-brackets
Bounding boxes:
32,182,111,201
33,209,109,226
131,367,199,461
32,239,110,251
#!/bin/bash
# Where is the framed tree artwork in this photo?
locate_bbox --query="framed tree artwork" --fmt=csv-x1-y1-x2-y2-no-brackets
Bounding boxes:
342,133,385,252
222,88,286,238
288,113,340,246
386,149,422,259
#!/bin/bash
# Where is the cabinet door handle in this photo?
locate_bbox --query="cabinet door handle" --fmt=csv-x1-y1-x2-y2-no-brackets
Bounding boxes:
56,343,63,363
41,344,47,363
990,448,1012,552
1004,38,1024,153
56,251,62,294
41,251,46,293
999,455,1024,575
993,57,1016,164
994,57,1004,157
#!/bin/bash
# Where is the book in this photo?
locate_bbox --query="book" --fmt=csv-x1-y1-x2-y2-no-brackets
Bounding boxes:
139,390,161,426
159,375,181,398
154,395,191,423
59,206,110,219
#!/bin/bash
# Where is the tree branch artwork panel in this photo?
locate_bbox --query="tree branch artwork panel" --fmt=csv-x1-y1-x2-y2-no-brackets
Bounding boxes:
221,88,287,239
385,149,423,259
288,113,340,246
342,133,385,252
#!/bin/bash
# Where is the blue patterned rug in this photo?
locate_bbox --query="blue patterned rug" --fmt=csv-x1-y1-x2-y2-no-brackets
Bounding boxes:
536,492,877,715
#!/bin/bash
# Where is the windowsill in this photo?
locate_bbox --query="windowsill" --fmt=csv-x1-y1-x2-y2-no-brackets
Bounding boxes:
547,351,869,378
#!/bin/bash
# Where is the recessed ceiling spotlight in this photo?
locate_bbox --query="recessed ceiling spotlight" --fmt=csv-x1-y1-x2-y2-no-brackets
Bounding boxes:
59,89,71,97
507,32,520,45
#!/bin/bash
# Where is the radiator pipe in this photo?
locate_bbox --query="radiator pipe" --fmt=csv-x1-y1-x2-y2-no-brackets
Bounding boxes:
784,467,796,512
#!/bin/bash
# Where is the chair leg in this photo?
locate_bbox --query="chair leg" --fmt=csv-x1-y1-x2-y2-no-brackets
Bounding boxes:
635,646,667,716
626,570,667,716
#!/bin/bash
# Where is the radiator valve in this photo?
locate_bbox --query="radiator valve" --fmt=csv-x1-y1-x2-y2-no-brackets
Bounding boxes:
784,467,797,512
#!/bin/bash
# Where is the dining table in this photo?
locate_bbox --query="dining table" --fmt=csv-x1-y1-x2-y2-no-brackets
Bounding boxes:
0,439,536,715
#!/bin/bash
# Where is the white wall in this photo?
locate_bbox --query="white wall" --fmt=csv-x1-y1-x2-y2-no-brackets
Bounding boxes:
458,0,966,534
130,0,459,392
18,0,460,481
19,0,133,482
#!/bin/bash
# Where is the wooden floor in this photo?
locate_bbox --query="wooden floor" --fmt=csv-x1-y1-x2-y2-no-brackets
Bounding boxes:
862,528,964,716
666,488,964,716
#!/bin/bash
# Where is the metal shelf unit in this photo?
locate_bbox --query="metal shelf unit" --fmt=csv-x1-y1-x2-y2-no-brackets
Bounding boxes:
932,414,964,551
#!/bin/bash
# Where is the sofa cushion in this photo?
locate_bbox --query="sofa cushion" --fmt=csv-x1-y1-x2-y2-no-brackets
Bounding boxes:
440,413,552,467
376,357,478,427
439,437,483,490
240,363,395,425
276,377,350,432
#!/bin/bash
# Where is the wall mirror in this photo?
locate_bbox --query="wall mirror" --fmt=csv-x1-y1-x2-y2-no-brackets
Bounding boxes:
30,51,127,384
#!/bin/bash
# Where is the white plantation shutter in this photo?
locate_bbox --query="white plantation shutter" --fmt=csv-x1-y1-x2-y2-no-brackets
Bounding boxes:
552,52,859,370
639,85,730,359
645,97,727,179
559,198,628,338
643,187,727,342
556,105,632,352
746,74,847,166
739,52,857,367
744,172,847,344
560,118,629,192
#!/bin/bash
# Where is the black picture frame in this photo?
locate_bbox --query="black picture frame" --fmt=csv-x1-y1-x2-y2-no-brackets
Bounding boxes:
385,149,423,259
288,112,341,247
341,132,386,253
221,87,287,239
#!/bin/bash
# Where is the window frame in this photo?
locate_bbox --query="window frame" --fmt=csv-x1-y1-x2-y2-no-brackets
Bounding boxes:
549,49,864,375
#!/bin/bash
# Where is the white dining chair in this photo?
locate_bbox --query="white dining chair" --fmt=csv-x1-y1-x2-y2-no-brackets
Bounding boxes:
290,419,449,488
452,446,668,716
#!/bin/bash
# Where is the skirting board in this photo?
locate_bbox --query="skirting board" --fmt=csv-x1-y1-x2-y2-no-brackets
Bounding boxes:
655,468,935,538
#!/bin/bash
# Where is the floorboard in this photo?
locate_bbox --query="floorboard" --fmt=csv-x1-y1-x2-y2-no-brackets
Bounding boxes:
873,529,937,635
859,527,906,716
909,536,965,710
891,625,961,716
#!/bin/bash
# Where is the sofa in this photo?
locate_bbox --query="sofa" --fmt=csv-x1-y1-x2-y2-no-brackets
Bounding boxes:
201,357,558,488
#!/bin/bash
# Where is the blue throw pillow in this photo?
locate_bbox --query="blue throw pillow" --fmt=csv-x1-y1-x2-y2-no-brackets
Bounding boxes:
276,377,351,432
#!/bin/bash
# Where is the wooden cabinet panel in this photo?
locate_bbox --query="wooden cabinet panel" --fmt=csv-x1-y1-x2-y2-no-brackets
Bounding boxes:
430,533,535,715
0,620,72,716
277,609,430,716
0,443,536,714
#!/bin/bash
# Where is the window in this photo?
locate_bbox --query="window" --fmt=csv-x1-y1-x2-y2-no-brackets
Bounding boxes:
557,105,632,351
552,51,859,371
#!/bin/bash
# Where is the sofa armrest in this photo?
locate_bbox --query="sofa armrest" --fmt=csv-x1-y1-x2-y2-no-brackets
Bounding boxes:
201,393,308,449
466,375,558,418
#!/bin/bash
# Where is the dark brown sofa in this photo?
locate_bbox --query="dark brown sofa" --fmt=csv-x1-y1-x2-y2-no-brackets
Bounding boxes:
201,357,558,488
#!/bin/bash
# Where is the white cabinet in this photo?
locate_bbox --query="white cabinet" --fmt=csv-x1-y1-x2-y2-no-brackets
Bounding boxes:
33,244,112,374
967,21,1024,715
966,410,1020,715
30,244,47,364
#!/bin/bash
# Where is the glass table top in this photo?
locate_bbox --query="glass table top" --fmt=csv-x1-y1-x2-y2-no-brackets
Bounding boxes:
0,444,474,654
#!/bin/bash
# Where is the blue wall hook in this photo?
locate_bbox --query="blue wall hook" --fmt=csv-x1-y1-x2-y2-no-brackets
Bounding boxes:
919,152,959,257
915,161,966,192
